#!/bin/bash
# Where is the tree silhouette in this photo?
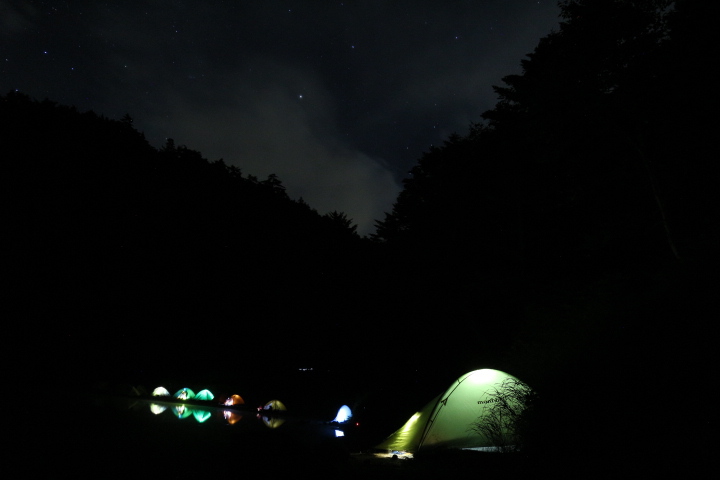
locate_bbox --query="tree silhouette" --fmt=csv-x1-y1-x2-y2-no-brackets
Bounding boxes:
371,3,720,442
324,210,358,236
3,91,370,383
374,0,716,289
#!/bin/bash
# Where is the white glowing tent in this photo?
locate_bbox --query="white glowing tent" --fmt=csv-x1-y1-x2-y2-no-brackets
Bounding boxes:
376,369,522,453
152,386,170,397
333,405,353,423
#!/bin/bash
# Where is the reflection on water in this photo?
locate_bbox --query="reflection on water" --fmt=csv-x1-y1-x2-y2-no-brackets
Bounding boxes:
261,415,286,429
193,409,212,423
136,397,349,439
40,394,361,478
223,410,243,424
147,399,292,430
173,404,193,419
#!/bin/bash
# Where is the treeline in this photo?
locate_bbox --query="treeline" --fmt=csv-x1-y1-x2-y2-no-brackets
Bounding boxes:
3,91,374,382
374,0,718,371
379,0,719,277
373,0,717,470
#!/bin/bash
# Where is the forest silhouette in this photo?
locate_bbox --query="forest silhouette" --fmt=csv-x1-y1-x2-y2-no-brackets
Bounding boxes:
5,0,715,474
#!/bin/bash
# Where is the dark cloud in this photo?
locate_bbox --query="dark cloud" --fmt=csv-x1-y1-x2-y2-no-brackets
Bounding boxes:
1,0,561,234
0,1,39,34
148,60,399,235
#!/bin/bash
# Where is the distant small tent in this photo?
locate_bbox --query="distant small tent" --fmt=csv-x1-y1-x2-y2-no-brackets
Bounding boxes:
152,386,171,397
333,405,353,423
195,389,214,401
376,369,523,454
224,394,245,406
174,388,196,400
263,399,287,411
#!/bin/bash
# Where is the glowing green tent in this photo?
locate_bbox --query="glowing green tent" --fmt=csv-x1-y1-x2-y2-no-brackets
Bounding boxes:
261,415,285,429
376,369,522,453
195,389,214,401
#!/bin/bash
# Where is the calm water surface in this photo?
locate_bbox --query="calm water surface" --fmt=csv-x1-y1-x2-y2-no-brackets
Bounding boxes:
28,395,358,477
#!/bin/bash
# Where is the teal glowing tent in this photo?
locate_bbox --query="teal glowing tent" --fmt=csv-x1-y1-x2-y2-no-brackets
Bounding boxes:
195,389,214,401
173,388,195,400
376,369,523,453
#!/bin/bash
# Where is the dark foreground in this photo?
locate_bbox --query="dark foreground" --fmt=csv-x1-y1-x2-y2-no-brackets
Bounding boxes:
15,391,531,480
15,373,710,479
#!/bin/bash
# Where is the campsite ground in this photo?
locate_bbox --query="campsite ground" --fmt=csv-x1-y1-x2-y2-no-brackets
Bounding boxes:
17,392,532,480
19,375,691,478
344,450,528,479
18,389,667,480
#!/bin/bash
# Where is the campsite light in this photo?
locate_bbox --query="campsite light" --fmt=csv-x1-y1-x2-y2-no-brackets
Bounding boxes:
333,405,352,423
335,429,345,437
225,394,245,406
467,369,500,384
173,388,196,400
375,368,523,453
402,413,421,432
195,389,214,401
263,399,287,411
152,386,170,397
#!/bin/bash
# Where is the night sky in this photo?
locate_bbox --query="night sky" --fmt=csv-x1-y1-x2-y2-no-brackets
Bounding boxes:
2,1,560,235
